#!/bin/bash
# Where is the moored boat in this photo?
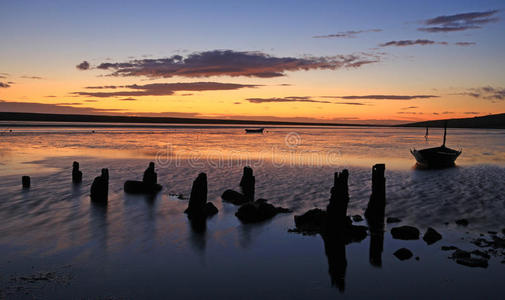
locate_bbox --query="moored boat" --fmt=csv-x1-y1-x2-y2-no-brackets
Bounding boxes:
410,124,461,168
245,128,264,133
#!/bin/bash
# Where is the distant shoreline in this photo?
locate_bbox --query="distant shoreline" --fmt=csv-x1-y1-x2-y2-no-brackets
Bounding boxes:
0,111,504,129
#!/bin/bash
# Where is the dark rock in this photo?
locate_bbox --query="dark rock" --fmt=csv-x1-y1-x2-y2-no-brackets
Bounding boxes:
502,228,505,235
455,219,469,226
471,250,491,259
393,248,413,261
90,168,109,202
294,208,327,234
456,257,488,268
204,202,218,216
415,256,420,261
72,161,82,184
221,189,247,205
386,217,401,223
391,226,420,240
124,162,162,195
235,199,290,223
488,231,497,235
22,176,30,188
423,227,442,245
352,215,363,222
451,249,470,259
239,166,255,202
185,173,218,218
441,246,459,251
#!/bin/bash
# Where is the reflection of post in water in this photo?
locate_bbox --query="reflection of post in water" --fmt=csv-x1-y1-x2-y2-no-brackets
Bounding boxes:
90,201,108,251
321,233,347,292
188,217,207,252
365,164,386,267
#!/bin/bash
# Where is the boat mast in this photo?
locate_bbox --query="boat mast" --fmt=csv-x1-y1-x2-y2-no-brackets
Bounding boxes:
442,122,447,147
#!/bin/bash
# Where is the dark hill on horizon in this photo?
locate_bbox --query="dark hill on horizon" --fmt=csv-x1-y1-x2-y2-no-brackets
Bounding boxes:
400,113,505,129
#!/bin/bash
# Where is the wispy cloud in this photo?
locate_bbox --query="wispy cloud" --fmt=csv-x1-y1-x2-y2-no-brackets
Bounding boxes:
455,42,476,46
74,82,260,98
0,100,125,114
402,106,419,110
81,50,380,78
0,82,12,88
419,10,499,32
325,94,438,100
245,96,331,104
461,86,505,101
380,39,447,47
21,75,44,80
120,97,136,101
76,61,90,70
313,29,382,39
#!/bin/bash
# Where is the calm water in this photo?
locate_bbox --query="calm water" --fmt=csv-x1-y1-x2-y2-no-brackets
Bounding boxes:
0,124,504,299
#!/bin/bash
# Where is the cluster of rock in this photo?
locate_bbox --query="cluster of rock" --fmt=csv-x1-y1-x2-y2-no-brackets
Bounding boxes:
221,167,291,223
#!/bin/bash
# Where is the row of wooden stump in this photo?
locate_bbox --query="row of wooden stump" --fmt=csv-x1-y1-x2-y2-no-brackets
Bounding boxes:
20,162,387,227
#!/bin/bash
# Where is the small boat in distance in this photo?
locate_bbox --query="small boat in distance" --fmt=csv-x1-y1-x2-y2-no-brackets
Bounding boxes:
245,127,265,134
410,123,461,168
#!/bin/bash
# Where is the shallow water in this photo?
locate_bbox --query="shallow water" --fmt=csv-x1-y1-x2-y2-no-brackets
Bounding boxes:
0,124,504,298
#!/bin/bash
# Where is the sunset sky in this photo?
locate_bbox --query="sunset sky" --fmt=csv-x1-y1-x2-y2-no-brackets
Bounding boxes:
1,0,504,124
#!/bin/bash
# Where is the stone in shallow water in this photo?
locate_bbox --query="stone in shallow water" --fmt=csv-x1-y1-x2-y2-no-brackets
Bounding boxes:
441,246,459,251
386,217,401,223
235,199,290,223
221,189,247,205
391,226,420,240
393,248,413,261
423,227,442,245
455,219,469,226
352,215,363,222
22,176,30,188
456,257,488,268
451,249,470,259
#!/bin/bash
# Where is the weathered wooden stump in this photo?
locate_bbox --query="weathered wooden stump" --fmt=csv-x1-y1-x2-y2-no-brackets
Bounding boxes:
239,166,255,202
327,170,350,231
185,173,218,218
365,164,386,224
124,162,162,194
22,176,30,188
72,161,82,183
90,168,109,202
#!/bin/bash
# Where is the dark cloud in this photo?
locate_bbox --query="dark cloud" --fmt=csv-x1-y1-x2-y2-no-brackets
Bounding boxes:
397,111,424,115
245,96,331,104
85,85,118,89
464,111,480,115
327,95,438,100
313,29,382,39
0,82,11,88
45,95,57,98
380,39,447,47
402,106,419,110
0,100,125,115
455,42,476,46
83,50,380,78
180,93,193,96
234,102,241,104
74,82,260,98
21,76,43,80
335,102,366,105
120,97,136,101
419,10,499,32
76,61,90,70
462,86,505,101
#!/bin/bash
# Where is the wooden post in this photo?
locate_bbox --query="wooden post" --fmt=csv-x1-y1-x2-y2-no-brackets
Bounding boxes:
239,166,255,202
327,169,349,230
365,164,386,223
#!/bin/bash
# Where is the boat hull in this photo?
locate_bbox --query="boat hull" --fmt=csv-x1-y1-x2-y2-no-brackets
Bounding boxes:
410,146,461,168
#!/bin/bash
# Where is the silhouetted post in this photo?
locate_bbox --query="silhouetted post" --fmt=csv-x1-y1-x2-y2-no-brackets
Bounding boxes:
326,169,349,231
186,173,208,216
369,227,384,267
365,164,386,223
22,176,30,188
72,161,82,183
90,168,109,202
142,162,157,186
239,166,255,202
